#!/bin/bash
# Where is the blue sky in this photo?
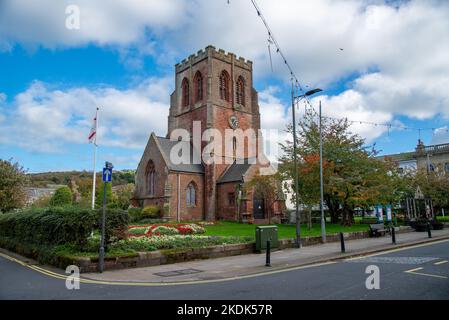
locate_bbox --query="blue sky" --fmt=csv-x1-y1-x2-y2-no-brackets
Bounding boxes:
0,0,448,173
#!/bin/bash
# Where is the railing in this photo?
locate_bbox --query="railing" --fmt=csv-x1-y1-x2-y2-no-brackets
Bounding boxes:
422,143,449,154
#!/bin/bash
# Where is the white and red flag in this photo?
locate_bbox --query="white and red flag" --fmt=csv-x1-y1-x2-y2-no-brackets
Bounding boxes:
88,109,98,143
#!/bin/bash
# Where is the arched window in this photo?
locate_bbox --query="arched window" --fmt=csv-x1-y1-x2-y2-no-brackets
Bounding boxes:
181,78,190,107
146,160,155,196
236,76,245,106
186,182,196,207
232,136,237,159
219,70,230,102
194,71,203,103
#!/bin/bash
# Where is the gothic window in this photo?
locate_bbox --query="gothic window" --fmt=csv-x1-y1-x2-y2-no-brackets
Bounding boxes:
146,160,155,196
219,70,230,102
236,76,245,106
232,136,237,159
194,71,203,103
186,182,196,207
228,192,235,206
181,78,190,107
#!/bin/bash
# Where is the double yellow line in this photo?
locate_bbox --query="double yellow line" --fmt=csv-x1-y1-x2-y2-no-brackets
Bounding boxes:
2,238,448,287
0,251,336,287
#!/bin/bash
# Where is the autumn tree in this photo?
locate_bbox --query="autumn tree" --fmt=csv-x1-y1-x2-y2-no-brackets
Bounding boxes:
0,159,29,213
409,168,449,212
279,108,402,226
244,171,284,223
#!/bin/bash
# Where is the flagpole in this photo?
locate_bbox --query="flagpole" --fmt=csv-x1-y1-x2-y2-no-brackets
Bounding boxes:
91,107,99,209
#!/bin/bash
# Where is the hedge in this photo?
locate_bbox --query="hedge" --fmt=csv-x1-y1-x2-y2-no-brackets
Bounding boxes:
0,207,129,252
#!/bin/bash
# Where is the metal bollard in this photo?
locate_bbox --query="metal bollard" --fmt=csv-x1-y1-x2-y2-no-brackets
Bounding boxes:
265,240,271,267
427,222,432,238
391,226,396,244
340,232,345,253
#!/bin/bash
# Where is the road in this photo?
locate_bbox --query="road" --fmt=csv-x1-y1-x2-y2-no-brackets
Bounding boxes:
1,240,448,300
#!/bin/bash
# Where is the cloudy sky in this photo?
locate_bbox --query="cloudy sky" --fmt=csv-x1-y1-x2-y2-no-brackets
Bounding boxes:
0,0,448,172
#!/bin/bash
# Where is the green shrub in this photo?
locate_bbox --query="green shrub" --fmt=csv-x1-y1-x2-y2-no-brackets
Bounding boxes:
96,208,129,244
0,207,95,249
128,207,143,222
50,186,73,207
141,206,161,219
0,207,129,252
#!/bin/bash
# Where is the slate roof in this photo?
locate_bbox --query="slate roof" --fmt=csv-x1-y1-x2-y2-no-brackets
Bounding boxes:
217,159,255,184
155,136,204,174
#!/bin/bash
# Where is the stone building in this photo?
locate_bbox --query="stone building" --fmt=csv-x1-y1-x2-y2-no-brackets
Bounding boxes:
133,46,285,223
379,140,449,174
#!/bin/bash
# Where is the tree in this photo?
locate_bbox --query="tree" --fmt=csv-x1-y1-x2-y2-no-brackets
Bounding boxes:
244,171,283,223
410,168,449,212
114,183,135,210
0,159,29,213
279,108,401,226
50,186,73,206
95,182,118,208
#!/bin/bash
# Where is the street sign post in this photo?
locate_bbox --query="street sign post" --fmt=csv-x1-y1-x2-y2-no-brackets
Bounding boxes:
99,161,113,273
102,167,112,182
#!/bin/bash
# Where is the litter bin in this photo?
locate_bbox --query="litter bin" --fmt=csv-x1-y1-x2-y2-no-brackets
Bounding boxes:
256,226,279,252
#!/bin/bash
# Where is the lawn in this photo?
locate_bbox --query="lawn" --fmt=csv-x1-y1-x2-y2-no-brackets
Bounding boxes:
204,222,370,239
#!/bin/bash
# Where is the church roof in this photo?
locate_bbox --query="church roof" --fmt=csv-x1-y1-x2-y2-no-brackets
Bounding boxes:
155,136,204,174
217,159,254,184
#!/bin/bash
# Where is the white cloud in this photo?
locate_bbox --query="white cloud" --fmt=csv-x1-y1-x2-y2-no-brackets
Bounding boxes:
1,0,449,150
0,0,186,49
431,126,449,145
0,78,171,152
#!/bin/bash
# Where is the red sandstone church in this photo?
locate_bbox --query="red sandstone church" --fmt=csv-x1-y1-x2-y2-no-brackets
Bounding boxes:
132,46,286,223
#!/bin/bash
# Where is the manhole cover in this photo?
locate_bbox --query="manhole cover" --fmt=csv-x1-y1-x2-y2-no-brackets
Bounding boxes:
347,256,439,265
154,268,203,277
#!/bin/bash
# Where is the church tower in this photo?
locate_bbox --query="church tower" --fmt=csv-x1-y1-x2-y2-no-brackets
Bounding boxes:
167,45,262,220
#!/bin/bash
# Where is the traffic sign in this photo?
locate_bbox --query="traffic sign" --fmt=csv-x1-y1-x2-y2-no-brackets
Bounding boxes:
102,167,112,182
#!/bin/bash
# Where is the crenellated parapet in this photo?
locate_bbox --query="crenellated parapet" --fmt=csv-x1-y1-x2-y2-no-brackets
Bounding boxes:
175,45,253,73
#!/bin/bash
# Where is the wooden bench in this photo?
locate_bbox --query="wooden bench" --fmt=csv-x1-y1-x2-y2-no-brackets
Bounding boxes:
369,223,387,237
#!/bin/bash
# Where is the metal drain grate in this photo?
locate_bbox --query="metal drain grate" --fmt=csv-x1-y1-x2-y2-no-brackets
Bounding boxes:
154,268,203,277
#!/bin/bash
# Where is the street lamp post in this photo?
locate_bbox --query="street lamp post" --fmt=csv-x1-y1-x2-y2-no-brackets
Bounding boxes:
291,87,322,248
319,100,326,243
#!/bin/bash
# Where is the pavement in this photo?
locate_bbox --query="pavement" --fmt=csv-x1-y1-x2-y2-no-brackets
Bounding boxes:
79,228,449,284
2,227,448,285
1,231,449,299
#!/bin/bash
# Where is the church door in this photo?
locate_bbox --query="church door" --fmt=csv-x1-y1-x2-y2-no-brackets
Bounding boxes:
253,197,265,219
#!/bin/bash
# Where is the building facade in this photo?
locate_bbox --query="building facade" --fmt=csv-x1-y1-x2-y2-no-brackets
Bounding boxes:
133,46,285,223
379,140,449,174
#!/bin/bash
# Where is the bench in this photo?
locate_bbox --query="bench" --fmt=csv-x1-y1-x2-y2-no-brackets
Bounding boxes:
369,223,387,237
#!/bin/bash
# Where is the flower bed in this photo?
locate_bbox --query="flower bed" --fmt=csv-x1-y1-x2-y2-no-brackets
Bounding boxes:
112,234,254,252
128,223,206,237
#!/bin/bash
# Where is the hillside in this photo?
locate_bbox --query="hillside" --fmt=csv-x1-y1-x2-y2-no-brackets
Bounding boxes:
27,170,135,188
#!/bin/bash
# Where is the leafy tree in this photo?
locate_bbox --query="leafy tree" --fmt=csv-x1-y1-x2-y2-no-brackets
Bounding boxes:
0,159,29,213
409,168,449,212
50,186,73,206
244,170,284,223
279,108,402,226
95,182,117,208
114,183,135,210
